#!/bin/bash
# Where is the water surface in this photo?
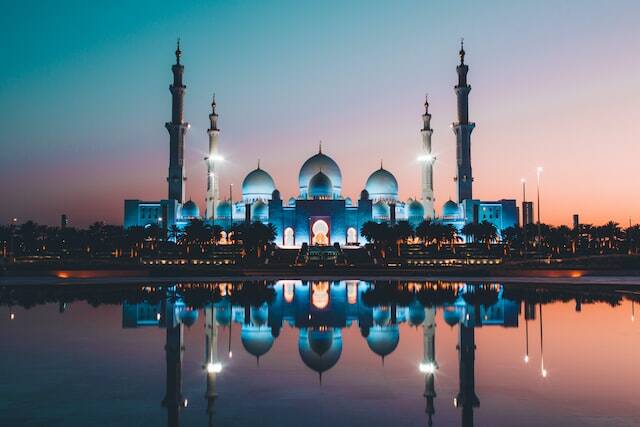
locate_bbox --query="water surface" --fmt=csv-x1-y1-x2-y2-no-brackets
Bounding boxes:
1,280,639,426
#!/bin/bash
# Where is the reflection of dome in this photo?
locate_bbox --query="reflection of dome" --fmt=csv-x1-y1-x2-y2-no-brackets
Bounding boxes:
299,149,342,197
308,171,333,199
178,308,199,327
251,200,268,221
366,325,400,358
408,301,426,326
242,167,275,202
299,328,342,375
250,304,269,326
442,200,460,218
215,200,232,219
443,306,461,326
372,201,390,220
181,200,199,219
365,167,398,201
408,200,425,220
372,306,391,326
215,305,232,326
241,325,274,358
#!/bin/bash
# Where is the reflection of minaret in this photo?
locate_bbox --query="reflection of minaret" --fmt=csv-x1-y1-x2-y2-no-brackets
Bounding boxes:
205,95,220,220
205,305,221,426
421,307,437,426
452,39,475,203
421,95,436,219
162,293,186,427
454,320,479,427
539,304,548,378
166,40,189,203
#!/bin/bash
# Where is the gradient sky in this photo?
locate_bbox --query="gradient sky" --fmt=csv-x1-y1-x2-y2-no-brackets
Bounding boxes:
1,1,639,227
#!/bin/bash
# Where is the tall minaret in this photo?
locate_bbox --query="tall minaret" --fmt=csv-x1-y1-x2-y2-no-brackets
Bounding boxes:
421,95,436,219
204,304,220,426
422,307,437,426
166,40,189,204
452,39,475,203
205,95,220,221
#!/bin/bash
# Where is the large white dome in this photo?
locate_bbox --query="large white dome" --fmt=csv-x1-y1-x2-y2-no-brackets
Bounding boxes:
298,147,342,198
242,166,275,202
365,167,398,201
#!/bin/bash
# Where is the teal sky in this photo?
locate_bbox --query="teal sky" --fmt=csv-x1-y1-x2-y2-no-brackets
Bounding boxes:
1,1,639,226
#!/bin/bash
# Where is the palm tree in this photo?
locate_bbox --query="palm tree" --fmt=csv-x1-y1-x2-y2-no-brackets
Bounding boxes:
168,224,182,243
360,221,391,258
392,221,414,256
625,225,640,255
416,220,437,247
182,219,212,257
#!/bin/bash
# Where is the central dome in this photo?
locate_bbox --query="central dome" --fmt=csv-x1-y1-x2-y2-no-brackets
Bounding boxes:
308,171,333,199
242,166,275,202
298,148,342,198
365,167,398,201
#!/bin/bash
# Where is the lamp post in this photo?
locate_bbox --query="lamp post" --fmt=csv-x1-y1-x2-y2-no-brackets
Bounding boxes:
521,178,527,256
229,183,234,229
536,167,543,251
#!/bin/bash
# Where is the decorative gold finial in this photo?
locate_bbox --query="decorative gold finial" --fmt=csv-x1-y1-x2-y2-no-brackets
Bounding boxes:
318,140,322,154
459,37,465,64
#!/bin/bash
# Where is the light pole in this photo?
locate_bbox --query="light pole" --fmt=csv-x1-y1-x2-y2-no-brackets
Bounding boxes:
521,178,527,256
536,167,543,250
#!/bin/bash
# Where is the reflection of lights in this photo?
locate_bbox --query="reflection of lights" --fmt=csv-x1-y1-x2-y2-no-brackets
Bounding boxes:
419,362,436,374
206,362,223,373
10,313,15,320
156,313,161,321
210,154,225,163
228,351,233,358
453,397,458,407
417,154,434,163
524,355,529,363
541,368,548,378
183,399,188,407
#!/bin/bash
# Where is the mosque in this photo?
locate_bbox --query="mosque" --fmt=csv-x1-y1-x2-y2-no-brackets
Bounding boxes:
124,41,517,244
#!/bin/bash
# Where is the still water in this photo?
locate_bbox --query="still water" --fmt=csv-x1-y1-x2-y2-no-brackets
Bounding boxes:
1,280,639,427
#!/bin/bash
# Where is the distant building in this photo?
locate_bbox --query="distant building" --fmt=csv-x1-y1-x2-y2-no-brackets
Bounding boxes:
60,214,68,229
523,201,534,225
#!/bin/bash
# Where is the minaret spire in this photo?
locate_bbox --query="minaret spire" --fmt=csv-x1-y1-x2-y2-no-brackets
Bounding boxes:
166,41,189,203
421,94,436,219
452,39,475,203
205,92,220,221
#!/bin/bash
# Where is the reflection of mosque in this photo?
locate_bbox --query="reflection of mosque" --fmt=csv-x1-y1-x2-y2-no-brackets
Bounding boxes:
122,282,520,427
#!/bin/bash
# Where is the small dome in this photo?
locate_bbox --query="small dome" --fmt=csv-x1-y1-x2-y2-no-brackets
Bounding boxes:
178,308,199,327
287,197,296,207
181,200,199,219
215,200,232,219
365,167,398,201
215,305,232,326
442,200,460,218
372,306,391,326
299,149,342,197
242,167,276,202
345,197,353,207
443,306,461,327
308,171,333,199
272,189,281,200
251,200,268,221
360,189,370,200
299,328,342,374
372,201,390,221
408,301,426,326
250,304,269,326
366,325,400,358
408,200,425,219
241,326,275,358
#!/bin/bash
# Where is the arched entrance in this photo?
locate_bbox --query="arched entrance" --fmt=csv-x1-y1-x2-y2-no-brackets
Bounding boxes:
347,227,357,244
284,227,295,246
311,219,330,245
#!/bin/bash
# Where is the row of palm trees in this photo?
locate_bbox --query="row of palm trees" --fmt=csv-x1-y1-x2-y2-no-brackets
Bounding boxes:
0,219,277,261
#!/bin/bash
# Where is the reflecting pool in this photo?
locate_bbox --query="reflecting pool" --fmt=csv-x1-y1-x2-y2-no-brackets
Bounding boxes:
1,280,640,426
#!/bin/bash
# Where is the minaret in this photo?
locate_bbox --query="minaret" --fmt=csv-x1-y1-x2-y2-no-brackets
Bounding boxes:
205,95,220,221
166,40,189,204
452,39,475,203
455,317,480,427
204,305,220,426
422,307,437,426
421,95,436,219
